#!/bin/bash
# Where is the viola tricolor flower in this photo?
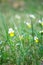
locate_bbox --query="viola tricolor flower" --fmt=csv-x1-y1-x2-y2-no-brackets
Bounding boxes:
25,22,31,28
29,14,35,19
34,36,39,43
39,30,43,35
8,28,14,37
38,20,43,26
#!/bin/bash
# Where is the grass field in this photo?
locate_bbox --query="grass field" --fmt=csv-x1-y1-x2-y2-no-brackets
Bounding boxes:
0,0,43,65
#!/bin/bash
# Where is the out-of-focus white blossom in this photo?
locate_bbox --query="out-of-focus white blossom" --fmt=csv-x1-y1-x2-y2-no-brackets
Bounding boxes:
34,36,39,43
38,20,43,26
8,28,14,37
15,14,21,19
29,14,35,19
25,22,31,28
39,30,43,34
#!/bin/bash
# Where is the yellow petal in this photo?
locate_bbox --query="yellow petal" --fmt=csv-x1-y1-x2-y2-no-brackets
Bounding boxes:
9,32,14,37
35,39,39,43
27,24,31,28
41,22,43,26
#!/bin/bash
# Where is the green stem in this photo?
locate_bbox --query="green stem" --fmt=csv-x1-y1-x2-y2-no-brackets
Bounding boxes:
1,45,3,65
41,24,42,44
31,19,34,44
40,17,42,44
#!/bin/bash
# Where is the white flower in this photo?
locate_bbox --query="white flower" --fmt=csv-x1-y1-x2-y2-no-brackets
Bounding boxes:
38,20,42,23
29,14,35,19
8,28,14,37
39,30,43,34
26,22,30,25
34,36,38,40
15,14,21,19
38,20,43,26
34,36,39,43
8,28,14,34
25,22,31,28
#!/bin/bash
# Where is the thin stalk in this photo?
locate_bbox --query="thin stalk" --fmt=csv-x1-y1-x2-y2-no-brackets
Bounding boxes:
1,51,2,65
1,43,3,65
41,22,42,44
31,19,34,44
40,17,43,44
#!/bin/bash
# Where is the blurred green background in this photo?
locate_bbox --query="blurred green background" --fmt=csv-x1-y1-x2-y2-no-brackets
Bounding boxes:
0,0,43,65
0,0,43,15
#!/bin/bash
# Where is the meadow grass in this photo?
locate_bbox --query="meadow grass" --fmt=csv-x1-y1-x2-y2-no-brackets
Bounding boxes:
0,0,43,65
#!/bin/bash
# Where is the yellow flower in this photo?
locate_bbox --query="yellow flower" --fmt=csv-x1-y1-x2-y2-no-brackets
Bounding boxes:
34,36,39,43
19,35,23,40
41,22,43,26
35,39,39,43
9,32,14,37
26,22,31,28
8,28,14,37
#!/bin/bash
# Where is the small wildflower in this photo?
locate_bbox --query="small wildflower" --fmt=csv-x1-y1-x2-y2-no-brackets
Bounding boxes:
8,28,14,37
38,20,43,26
39,30,43,35
26,22,31,28
19,35,23,40
15,14,21,19
34,36,39,43
29,14,35,19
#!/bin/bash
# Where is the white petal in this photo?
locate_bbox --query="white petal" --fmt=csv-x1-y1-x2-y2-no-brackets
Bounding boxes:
38,20,41,23
34,36,38,40
29,14,35,19
25,22,31,26
15,14,21,19
39,30,43,33
8,28,14,33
